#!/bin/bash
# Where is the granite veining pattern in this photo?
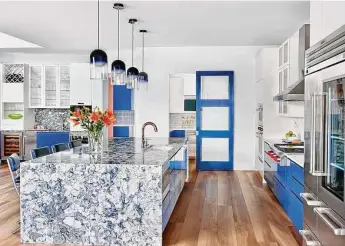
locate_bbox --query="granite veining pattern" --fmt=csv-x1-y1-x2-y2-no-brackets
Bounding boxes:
20,138,185,246
34,108,70,131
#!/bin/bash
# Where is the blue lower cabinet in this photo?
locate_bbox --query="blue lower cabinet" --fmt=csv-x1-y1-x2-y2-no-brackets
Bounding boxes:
288,191,303,230
169,130,185,138
274,176,289,212
36,132,70,148
113,126,130,137
0,131,1,159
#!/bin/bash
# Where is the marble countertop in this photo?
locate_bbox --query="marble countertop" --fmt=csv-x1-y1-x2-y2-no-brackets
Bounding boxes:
23,137,185,166
264,138,304,168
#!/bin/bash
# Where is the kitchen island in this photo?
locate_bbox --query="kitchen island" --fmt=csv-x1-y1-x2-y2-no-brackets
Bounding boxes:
20,137,187,246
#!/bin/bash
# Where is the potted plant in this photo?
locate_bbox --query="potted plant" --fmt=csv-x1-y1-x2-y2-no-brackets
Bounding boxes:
69,107,116,153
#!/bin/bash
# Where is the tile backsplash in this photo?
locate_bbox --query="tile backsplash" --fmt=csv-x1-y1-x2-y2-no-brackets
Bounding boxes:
34,109,70,131
170,113,196,130
114,110,135,126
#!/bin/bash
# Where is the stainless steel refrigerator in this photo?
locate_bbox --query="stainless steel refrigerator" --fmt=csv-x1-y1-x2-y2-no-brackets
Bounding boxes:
301,25,345,246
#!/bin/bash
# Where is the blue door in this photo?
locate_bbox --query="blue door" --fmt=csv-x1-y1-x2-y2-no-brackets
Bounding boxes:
196,71,234,170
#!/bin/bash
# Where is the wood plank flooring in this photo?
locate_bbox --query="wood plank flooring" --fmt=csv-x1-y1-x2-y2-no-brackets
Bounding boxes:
0,161,300,246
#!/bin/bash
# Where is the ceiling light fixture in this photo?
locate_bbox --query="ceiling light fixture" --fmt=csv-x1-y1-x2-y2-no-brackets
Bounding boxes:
126,18,139,90
90,0,108,80
111,3,126,85
138,30,148,91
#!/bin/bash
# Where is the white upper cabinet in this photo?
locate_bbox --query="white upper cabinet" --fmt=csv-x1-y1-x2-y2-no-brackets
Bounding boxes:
29,65,70,108
70,63,92,105
169,76,184,113
183,74,196,96
278,40,289,70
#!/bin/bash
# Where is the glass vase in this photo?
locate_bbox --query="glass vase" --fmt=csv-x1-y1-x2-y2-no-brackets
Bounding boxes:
88,130,103,154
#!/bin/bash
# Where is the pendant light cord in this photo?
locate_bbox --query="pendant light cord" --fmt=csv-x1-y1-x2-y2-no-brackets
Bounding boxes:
97,0,100,49
131,23,134,66
142,32,145,71
117,8,120,59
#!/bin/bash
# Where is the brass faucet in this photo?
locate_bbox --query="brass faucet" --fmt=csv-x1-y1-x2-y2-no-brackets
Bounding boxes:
142,122,158,148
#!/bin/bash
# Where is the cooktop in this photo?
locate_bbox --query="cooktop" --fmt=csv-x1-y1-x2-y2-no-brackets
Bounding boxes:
274,143,304,154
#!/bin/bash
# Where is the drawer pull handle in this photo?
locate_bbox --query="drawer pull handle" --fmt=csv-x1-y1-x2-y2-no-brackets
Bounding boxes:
299,230,321,246
314,207,345,236
300,193,325,206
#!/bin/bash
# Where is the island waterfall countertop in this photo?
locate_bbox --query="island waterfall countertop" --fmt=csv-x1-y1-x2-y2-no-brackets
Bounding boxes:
20,137,186,246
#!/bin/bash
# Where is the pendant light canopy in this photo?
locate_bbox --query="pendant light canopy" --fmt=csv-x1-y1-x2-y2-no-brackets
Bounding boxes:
126,19,139,89
138,30,148,90
90,0,108,80
111,3,126,85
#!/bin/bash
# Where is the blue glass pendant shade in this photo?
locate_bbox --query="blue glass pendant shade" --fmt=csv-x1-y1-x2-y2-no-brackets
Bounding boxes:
138,71,148,83
90,49,108,66
111,60,126,73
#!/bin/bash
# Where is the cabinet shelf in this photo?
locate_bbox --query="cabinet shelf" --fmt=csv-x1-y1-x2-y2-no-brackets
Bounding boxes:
330,162,345,171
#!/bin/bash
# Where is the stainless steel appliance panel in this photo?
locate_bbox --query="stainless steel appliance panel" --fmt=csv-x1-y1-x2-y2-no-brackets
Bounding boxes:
23,131,36,161
264,142,277,190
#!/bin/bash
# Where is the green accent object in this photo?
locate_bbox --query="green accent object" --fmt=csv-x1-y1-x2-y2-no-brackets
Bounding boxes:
184,99,196,111
8,113,23,120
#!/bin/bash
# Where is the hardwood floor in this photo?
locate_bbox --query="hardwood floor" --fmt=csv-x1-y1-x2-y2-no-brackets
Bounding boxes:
0,161,300,246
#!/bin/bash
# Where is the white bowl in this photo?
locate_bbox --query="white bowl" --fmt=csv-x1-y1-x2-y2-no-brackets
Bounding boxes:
287,136,300,141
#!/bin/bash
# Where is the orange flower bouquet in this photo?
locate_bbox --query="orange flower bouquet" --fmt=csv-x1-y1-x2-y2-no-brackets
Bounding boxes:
69,107,116,153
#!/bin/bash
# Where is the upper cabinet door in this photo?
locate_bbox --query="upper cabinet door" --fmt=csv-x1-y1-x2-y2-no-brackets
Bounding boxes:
278,40,290,69
44,65,58,107
183,74,196,96
59,65,70,107
169,77,184,113
29,66,44,107
70,63,92,105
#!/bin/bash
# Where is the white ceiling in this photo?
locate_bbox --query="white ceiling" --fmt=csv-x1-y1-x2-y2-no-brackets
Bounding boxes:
0,1,310,52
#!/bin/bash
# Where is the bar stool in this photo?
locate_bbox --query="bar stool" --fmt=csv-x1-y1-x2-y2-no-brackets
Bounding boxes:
30,146,51,159
52,143,70,153
70,140,82,148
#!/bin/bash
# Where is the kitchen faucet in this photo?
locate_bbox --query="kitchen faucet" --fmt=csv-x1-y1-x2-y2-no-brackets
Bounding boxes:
142,122,158,148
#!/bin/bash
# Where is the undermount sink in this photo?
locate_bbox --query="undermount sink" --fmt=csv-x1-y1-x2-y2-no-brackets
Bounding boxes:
148,145,173,151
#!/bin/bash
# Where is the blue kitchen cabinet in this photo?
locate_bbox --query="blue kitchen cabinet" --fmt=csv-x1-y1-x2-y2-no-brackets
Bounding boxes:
113,126,130,137
0,132,1,159
169,130,185,138
36,132,70,148
113,85,132,110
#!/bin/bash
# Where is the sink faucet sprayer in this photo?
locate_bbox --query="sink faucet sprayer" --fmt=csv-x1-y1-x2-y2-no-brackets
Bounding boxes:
142,122,158,148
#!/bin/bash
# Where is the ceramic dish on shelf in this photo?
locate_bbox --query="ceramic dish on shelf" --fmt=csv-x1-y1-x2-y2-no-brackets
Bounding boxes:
8,113,23,120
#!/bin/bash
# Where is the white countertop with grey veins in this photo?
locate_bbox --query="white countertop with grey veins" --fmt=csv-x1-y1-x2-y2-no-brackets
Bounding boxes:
20,137,185,246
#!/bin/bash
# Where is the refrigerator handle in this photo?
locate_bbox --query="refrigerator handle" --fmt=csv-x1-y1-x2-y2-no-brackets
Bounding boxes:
314,207,345,236
300,193,325,206
309,93,328,176
299,230,321,246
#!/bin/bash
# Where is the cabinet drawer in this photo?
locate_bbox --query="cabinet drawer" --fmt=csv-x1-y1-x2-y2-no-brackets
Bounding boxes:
290,161,304,184
288,191,303,231
274,176,288,212
288,175,304,201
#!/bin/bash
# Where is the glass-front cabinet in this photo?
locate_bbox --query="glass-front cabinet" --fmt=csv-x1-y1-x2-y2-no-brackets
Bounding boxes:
29,65,70,108
323,78,345,201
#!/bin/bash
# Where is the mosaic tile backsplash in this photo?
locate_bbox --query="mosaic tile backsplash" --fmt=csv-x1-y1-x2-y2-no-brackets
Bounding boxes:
114,110,135,126
34,109,70,131
170,113,196,130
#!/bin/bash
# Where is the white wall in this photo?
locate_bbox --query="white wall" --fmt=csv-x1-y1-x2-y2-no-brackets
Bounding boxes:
134,46,262,170
0,46,262,170
310,0,345,46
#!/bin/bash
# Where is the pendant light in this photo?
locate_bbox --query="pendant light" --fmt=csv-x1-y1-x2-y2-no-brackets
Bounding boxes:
90,0,108,80
138,30,148,91
126,19,139,90
111,3,126,85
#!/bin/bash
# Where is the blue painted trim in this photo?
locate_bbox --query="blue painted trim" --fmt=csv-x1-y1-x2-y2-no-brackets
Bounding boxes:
113,126,130,137
196,71,234,171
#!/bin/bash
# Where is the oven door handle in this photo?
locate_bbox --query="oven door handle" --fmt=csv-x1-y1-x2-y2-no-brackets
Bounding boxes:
314,207,345,236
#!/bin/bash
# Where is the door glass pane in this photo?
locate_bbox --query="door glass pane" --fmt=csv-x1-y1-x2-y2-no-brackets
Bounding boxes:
30,66,42,107
201,138,229,161
201,107,229,130
201,76,228,99
60,66,70,107
323,78,345,200
45,66,57,107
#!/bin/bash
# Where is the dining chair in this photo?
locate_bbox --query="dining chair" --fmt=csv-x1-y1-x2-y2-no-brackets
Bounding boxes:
70,140,82,148
52,143,70,153
30,146,51,159
7,153,21,233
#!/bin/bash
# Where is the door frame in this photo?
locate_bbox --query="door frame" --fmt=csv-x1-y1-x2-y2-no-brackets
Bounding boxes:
196,71,234,171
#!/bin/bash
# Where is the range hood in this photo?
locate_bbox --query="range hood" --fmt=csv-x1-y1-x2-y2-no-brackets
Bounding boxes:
273,78,304,101
273,24,310,102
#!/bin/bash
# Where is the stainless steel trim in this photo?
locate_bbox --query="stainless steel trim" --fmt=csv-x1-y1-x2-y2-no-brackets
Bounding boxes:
314,207,345,236
299,230,321,246
162,183,170,200
310,93,316,174
300,193,325,206
23,135,27,158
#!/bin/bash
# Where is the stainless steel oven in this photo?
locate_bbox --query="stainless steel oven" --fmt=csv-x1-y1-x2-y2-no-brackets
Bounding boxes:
264,141,278,190
302,25,345,246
